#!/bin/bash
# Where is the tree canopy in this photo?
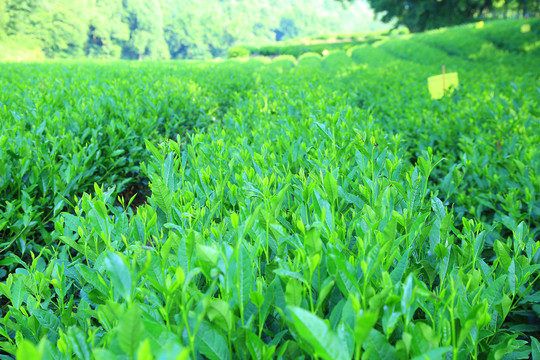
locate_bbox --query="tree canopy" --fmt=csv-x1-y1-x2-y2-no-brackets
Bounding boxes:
0,0,387,60
343,0,539,32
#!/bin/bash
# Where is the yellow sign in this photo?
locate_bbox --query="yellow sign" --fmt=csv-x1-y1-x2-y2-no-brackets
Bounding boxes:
428,72,459,99
476,21,485,29
521,24,531,33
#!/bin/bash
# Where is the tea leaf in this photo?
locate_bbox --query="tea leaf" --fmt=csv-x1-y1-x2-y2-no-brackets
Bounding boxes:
484,275,508,313
324,171,338,205
31,309,61,331
68,327,92,360
117,305,144,357
532,337,540,360
289,306,349,360
151,176,172,217
390,249,410,284
104,252,132,301
15,340,41,360
363,329,398,360
78,265,109,296
238,244,253,309
195,321,230,360
11,278,24,309
354,311,378,347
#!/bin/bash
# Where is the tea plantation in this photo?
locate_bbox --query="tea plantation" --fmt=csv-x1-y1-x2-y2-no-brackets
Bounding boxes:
0,19,539,360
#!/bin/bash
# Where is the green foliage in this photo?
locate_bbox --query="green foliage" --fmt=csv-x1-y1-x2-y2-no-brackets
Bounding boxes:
228,46,251,58
0,0,388,61
248,39,370,58
0,19,539,360
344,0,539,32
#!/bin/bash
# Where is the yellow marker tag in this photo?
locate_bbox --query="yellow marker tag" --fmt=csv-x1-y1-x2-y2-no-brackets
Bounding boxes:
521,24,531,33
428,72,459,99
476,21,485,29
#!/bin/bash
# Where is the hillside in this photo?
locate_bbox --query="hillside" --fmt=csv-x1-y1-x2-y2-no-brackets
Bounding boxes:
0,18,539,359
243,18,540,58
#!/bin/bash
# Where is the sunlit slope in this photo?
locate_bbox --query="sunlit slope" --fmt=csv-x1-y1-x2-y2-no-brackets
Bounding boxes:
251,18,539,61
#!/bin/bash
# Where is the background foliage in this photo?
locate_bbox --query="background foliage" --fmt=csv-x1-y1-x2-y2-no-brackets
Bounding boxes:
344,0,540,32
0,0,387,60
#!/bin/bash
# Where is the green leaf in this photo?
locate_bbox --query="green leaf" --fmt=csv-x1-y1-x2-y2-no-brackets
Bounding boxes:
11,277,24,309
117,305,144,357
532,337,540,360
238,244,253,309
195,321,230,360
430,196,445,219
97,301,123,332
494,240,511,270
242,204,262,239
315,122,334,142
457,301,489,349
145,139,164,164
93,199,108,221
305,227,322,255
484,275,507,313
58,236,94,260
104,252,132,301
354,311,378,347
285,278,304,307
207,300,233,332
31,309,61,331
509,258,516,296
363,329,398,360
136,339,152,360
271,185,290,219
316,277,335,312
324,171,338,205
68,326,92,360
78,265,109,296
390,248,410,284
250,291,264,308
246,331,272,360
151,176,172,216
329,249,360,296
16,340,41,360
93,349,117,360
197,244,220,269
230,213,239,231
288,306,350,360
473,231,487,261
261,282,276,324
411,346,452,360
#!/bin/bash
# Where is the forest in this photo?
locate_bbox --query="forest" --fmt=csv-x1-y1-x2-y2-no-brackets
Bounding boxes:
0,0,387,60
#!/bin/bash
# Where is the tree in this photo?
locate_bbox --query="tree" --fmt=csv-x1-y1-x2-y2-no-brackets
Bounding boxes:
123,0,169,60
344,0,490,32
27,0,88,57
3,0,38,36
0,0,7,39
87,0,129,58
1,0,389,60
341,0,538,32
